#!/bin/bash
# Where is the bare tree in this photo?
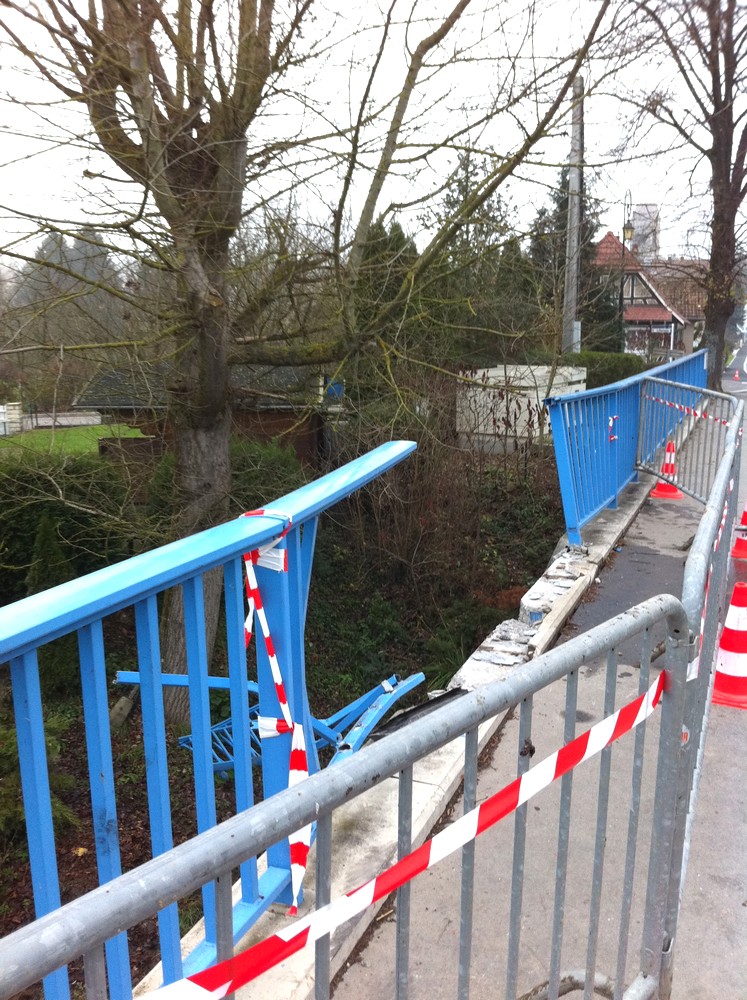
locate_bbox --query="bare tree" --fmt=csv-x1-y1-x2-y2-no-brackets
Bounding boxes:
0,0,612,716
624,0,747,386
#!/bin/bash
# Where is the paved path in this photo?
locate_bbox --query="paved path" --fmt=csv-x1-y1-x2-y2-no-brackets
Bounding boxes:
331,407,747,998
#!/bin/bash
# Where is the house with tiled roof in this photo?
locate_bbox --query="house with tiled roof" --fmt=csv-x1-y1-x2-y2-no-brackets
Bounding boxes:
645,258,708,340
594,232,693,361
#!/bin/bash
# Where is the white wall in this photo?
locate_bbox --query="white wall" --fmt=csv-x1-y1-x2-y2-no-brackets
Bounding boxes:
456,365,586,452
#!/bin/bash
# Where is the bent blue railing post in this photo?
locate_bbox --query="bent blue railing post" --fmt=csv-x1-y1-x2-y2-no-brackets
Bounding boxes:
10,651,70,1000
222,556,260,908
134,593,183,982
547,398,583,546
78,622,131,996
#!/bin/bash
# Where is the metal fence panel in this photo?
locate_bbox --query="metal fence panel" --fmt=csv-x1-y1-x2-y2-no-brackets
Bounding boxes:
638,377,737,503
0,594,691,1000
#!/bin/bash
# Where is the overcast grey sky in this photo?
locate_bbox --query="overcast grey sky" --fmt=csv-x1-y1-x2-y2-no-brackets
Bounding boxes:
0,0,720,262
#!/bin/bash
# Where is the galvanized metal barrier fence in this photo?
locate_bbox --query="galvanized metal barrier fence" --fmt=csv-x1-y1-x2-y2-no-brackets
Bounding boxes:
638,377,736,505
546,351,708,546
0,593,692,1000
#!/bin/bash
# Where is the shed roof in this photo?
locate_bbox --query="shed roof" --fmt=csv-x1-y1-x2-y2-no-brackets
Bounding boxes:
74,363,322,412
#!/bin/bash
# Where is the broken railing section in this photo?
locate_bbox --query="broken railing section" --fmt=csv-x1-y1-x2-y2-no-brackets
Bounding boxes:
0,441,418,999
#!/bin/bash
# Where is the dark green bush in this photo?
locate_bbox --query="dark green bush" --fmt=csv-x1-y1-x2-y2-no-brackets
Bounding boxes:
0,453,131,606
0,702,78,843
145,439,306,533
229,438,306,513
560,351,648,389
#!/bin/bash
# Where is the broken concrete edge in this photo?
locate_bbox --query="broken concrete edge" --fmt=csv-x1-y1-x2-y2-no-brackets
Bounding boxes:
449,474,655,689
529,475,655,658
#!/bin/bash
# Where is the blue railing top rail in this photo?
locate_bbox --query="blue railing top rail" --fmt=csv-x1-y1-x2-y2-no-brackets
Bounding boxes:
0,440,416,663
544,349,708,405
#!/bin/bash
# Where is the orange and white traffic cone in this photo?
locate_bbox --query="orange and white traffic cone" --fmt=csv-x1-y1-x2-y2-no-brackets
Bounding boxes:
650,440,683,500
713,582,747,709
734,369,740,381
731,501,747,559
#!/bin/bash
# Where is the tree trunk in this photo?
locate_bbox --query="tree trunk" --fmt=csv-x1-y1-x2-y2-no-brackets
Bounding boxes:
162,266,234,724
704,121,739,390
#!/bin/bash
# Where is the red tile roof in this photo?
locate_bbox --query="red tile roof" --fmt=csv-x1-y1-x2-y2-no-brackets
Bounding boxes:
645,259,708,322
624,305,675,323
595,231,642,270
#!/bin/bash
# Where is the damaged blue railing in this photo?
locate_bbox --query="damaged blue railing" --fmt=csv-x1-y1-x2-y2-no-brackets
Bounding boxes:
0,441,419,999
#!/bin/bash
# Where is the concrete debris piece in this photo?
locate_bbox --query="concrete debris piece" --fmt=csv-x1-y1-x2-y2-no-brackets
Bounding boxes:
476,639,527,657
448,659,522,691
545,560,583,580
494,619,537,642
448,618,537,691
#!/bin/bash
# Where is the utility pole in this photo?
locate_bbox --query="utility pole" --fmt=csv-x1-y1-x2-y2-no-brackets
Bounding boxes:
562,75,584,354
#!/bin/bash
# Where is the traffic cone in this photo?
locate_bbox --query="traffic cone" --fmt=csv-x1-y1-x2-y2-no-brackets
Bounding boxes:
734,369,740,381
713,582,747,709
731,502,747,559
650,440,683,499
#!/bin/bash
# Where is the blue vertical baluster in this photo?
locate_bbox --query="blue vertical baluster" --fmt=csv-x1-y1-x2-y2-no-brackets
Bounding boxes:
285,522,320,776
10,650,70,1000
182,576,218,942
77,621,131,999
135,596,182,983
547,398,582,545
588,394,601,509
223,556,259,905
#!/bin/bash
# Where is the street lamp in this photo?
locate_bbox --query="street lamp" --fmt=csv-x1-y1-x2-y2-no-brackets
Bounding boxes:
619,192,634,349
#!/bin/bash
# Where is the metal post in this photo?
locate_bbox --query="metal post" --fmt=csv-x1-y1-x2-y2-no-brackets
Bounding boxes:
395,765,414,1000
619,193,633,351
315,811,333,1000
562,76,584,354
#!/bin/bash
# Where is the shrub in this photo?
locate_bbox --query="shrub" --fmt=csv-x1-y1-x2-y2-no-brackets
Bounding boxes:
0,453,131,606
229,439,306,512
145,439,306,535
560,351,648,389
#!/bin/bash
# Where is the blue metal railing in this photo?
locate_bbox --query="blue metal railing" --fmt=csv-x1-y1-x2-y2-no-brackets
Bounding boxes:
545,351,708,546
0,442,416,1000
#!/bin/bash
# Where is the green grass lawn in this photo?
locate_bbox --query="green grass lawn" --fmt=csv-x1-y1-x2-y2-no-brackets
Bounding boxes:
0,423,145,456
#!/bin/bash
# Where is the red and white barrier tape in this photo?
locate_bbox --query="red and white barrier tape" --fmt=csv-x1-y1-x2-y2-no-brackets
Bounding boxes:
643,393,730,427
147,672,666,1000
688,480,733,683
242,509,310,915
608,414,618,443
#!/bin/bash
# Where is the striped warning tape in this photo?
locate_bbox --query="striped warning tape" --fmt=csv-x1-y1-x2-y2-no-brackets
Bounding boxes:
687,479,733,685
145,672,666,1000
242,509,311,916
643,393,730,426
